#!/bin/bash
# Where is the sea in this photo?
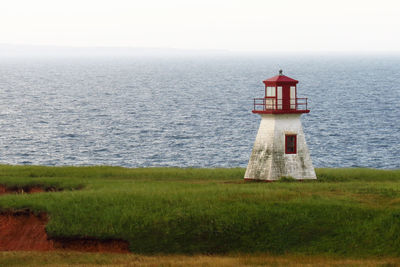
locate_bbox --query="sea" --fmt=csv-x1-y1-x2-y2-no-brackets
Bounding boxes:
0,54,399,169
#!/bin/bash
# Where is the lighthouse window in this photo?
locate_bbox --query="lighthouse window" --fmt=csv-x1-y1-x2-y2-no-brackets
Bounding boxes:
290,86,296,109
277,86,282,109
285,135,297,154
266,87,276,97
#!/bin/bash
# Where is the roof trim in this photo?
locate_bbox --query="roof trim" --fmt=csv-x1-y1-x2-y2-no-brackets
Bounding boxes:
263,74,298,84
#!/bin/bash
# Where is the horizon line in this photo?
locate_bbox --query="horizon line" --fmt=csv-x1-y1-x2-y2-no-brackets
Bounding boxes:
1,43,400,54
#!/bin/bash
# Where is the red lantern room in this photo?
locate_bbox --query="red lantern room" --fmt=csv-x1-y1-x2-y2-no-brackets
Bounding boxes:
252,70,309,114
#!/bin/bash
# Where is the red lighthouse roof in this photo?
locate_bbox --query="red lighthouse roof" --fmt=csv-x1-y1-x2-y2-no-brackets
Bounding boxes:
263,75,298,83
263,70,298,84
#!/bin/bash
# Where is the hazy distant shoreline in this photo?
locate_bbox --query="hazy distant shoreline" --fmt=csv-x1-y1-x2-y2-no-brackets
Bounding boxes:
0,44,232,58
1,44,398,58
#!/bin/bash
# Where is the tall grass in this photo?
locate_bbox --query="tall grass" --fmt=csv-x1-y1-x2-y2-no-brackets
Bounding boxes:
1,165,400,256
0,165,245,180
316,168,400,182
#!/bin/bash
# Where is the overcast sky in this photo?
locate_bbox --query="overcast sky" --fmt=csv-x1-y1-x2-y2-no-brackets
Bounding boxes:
1,0,399,52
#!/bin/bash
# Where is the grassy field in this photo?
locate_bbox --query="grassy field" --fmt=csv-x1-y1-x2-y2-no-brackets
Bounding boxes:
1,165,400,258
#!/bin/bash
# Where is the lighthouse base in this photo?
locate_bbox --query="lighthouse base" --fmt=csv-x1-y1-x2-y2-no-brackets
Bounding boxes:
244,114,316,181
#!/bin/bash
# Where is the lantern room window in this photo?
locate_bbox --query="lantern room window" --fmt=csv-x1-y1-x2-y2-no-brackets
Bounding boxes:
285,135,297,154
265,86,276,109
277,86,282,109
290,86,296,109
266,86,276,97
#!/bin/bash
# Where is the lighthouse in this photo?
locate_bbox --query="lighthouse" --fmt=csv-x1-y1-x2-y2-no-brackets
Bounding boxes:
244,70,316,181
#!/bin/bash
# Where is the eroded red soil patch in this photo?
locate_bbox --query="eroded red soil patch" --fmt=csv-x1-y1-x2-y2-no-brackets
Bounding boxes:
0,211,53,251
0,211,129,253
0,185,47,195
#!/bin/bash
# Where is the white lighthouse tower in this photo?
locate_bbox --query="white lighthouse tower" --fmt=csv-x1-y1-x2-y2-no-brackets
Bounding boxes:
245,70,316,181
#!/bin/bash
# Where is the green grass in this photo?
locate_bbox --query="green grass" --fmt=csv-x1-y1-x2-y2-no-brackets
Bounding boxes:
1,165,400,256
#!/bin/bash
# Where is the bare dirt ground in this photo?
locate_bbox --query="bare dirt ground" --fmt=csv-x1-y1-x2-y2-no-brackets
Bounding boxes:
0,211,53,251
0,210,129,253
1,251,400,267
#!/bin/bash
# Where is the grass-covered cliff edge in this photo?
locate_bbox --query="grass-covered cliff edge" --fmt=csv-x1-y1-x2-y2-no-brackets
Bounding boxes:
1,165,400,256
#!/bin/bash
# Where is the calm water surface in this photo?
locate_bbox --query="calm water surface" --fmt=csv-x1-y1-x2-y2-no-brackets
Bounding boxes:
0,55,399,168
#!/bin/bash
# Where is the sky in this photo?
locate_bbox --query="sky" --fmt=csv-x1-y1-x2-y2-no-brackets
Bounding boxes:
0,0,399,52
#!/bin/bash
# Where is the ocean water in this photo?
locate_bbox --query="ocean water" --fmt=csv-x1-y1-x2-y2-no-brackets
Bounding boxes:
0,55,399,169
